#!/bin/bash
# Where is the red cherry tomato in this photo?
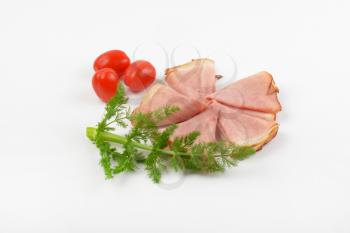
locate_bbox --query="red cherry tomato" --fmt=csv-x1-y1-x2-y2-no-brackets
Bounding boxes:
93,50,130,76
92,68,120,102
123,60,156,92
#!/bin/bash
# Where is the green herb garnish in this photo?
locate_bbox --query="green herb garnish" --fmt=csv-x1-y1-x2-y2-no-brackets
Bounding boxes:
86,84,256,183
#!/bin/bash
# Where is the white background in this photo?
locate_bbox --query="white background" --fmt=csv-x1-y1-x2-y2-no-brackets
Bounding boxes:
1,0,350,232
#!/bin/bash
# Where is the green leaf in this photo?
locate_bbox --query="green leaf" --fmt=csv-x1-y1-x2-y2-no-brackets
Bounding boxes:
145,152,161,183
232,146,256,160
155,124,177,148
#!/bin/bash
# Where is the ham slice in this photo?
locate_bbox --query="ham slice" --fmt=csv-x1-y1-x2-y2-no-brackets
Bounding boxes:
215,103,279,150
238,108,276,121
216,102,276,121
134,84,206,126
165,59,216,100
170,105,219,143
209,71,282,113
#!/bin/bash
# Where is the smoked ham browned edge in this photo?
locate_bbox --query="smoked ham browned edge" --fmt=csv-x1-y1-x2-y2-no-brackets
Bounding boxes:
261,71,282,112
164,58,216,101
164,58,214,76
253,124,279,151
269,77,279,94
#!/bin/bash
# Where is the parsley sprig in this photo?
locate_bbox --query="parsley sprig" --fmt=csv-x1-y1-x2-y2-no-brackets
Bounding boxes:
86,85,256,183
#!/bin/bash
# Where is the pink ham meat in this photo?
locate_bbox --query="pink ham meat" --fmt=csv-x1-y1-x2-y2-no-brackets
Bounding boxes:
215,103,279,150
207,98,276,121
170,105,219,143
134,84,206,126
209,71,282,113
238,108,276,121
135,59,282,151
165,59,216,100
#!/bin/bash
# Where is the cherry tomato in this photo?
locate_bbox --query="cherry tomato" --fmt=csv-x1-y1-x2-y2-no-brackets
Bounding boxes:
92,68,120,102
93,50,130,76
123,60,156,92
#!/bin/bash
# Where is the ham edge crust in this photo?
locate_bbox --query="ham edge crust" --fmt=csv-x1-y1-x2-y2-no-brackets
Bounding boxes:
164,58,214,76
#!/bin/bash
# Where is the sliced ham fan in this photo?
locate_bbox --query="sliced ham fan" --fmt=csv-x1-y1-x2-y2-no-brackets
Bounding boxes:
165,59,216,100
208,71,282,113
134,84,206,126
134,59,282,151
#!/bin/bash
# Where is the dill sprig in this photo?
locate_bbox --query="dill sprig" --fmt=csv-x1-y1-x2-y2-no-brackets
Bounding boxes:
86,84,256,183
